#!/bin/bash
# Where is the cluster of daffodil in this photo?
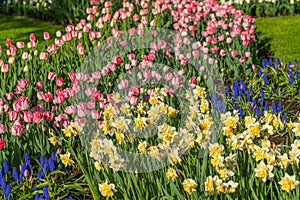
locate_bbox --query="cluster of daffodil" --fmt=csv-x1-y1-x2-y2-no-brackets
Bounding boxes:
48,122,82,167
54,122,82,145
62,122,83,137
89,84,215,194
205,110,300,193
205,143,239,194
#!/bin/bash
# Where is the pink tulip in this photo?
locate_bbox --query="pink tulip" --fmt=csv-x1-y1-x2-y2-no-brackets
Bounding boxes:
143,70,151,79
36,81,43,90
130,85,140,95
1,64,8,73
37,92,44,100
129,96,138,105
69,72,76,80
32,112,43,124
43,111,54,121
17,78,29,89
16,42,25,49
18,96,29,111
47,44,58,53
29,33,36,42
93,90,102,101
245,51,251,57
211,46,219,54
23,111,33,123
48,72,56,80
125,63,131,70
56,30,62,38
65,25,73,33
231,51,238,57
5,38,12,46
112,56,122,65
91,110,102,119
220,49,226,56
54,94,65,104
43,92,53,102
43,32,50,40
39,52,48,60
172,75,182,86
189,76,197,88
8,111,18,121
226,37,232,44
0,124,6,134
22,52,28,60
10,124,23,137
56,77,64,87
65,106,76,115
239,56,246,63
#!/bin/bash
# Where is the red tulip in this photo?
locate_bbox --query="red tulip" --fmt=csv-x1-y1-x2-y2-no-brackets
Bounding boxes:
0,139,6,150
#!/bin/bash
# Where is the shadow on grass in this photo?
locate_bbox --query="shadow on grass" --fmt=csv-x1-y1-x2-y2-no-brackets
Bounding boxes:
255,31,274,62
0,13,62,46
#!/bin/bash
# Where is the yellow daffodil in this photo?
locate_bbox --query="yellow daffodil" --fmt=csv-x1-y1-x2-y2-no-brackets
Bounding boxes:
182,178,197,194
99,181,116,197
205,176,215,194
94,161,102,171
59,152,74,167
166,167,178,181
279,173,299,192
254,161,274,182
137,141,147,154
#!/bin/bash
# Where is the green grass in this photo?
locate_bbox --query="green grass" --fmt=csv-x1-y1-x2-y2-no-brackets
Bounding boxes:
255,15,300,64
0,14,62,47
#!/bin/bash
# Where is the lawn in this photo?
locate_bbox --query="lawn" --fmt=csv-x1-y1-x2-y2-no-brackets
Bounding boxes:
0,14,62,47
255,14,300,64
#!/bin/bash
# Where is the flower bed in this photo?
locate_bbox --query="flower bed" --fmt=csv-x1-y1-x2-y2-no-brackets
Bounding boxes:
0,0,299,199
219,0,300,17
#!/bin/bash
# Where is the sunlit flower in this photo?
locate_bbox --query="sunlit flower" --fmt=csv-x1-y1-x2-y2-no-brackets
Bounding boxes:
217,168,234,179
166,167,178,181
137,141,147,154
60,152,74,167
278,153,289,169
205,176,215,194
254,161,274,182
115,132,125,144
92,160,102,171
224,181,238,193
209,143,224,157
245,116,256,128
99,181,116,197
182,178,197,194
48,136,60,146
292,123,300,136
279,173,299,192
248,123,261,137
211,155,225,168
